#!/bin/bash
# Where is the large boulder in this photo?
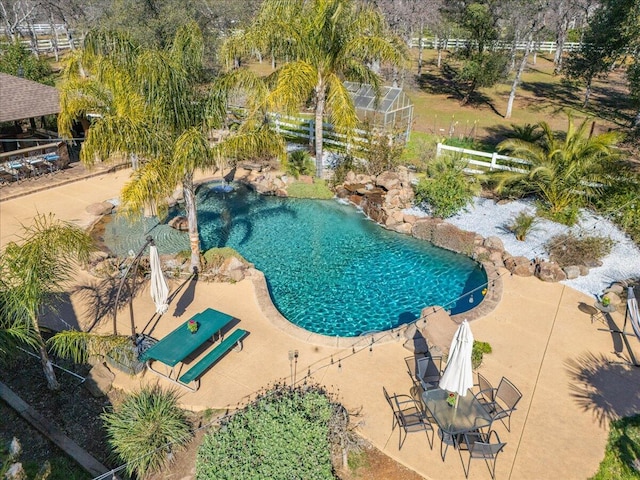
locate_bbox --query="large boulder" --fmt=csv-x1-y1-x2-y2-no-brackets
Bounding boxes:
536,261,567,282
168,216,189,231
484,236,505,252
563,265,581,280
376,171,401,191
505,256,534,276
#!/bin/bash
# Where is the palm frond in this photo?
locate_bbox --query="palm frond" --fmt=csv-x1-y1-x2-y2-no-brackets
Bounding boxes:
47,331,131,364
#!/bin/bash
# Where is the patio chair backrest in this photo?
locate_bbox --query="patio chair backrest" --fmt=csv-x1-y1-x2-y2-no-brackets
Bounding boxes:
383,386,395,412
467,431,506,459
496,377,522,410
477,372,495,402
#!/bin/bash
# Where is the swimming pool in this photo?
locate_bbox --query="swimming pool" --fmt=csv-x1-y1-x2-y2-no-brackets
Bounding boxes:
103,182,487,337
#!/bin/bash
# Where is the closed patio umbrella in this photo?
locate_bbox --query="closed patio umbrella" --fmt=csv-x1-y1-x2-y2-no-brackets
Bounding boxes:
626,287,640,341
439,320,474,403
150,245,169,315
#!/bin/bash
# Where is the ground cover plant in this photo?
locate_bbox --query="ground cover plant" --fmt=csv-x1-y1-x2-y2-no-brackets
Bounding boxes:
546,233,614,268
197,384,356,479
591,414,640,480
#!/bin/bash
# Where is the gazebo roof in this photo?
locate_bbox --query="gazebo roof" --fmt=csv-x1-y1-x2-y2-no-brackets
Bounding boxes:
0,72,60,123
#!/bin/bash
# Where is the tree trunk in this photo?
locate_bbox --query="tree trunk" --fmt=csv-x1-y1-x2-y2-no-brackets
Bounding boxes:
34,321,59,390
583,77,592,107
417,22,424,76
314,78,326,178
553,20,568,74
461,78,476,106
506,39,532,119
182,174,201,272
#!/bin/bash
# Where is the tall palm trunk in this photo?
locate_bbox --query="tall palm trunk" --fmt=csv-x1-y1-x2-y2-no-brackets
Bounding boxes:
34,318,59,390
314,78,326,178
182,173,200,272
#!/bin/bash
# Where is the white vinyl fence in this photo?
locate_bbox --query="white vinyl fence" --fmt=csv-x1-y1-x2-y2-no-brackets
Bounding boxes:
410,37,581,53
435,143,530,174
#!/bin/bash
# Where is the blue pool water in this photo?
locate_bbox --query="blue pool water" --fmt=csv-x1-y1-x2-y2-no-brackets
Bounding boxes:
103,182,487,337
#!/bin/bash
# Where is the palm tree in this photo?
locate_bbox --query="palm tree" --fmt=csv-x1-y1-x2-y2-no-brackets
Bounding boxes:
59,23,284,272
0,214,94,390
494,115,623,223
224,0,408,177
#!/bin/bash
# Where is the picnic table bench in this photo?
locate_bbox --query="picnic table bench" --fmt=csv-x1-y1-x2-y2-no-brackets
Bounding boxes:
141,308,248,391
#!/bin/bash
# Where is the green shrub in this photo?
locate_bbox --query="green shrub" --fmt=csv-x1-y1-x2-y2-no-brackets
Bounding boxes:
507,212,538,241
593,177,640,244
537,203,581,226
284,149,315,178
591,414,640,480
331,154,360,186
197,384,338,479
472,341,492,370
546,233,615,268
287,180,334,199
203,247,247,269
414,155,479,218
101,385,192,478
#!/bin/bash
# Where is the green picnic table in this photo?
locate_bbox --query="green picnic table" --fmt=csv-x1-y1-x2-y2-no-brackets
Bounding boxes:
141,308,234,367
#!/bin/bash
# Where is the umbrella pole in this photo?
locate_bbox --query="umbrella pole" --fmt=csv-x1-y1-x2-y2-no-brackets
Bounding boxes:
113,235,154,338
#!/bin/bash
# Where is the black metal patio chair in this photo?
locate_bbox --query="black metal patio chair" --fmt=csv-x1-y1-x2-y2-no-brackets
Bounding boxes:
383,386,434,450
457,429,506,479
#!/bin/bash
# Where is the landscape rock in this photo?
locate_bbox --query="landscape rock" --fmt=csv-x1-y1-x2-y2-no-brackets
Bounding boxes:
505,256,534,276
489,251,505,268
605,284,624,295
579,265,590,276
484,236,505,252
563,265,581,280
393,223,413,235
345,171,356,183
86,201,114,216
168,216,189,231
376,171,401,191
536,261,567,282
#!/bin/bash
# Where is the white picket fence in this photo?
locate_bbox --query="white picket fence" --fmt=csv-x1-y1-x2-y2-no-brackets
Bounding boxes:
410,37,581,53
435,143,530,174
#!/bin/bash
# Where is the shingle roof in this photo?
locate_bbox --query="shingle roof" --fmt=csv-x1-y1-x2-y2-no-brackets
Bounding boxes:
0,72,59,122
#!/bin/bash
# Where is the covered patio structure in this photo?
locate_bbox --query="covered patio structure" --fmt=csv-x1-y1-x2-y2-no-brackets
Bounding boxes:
0,72,69,173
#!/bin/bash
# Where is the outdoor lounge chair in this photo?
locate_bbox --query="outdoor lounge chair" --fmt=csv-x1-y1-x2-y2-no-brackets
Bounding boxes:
479,377,522,432
457,430,506,479
383,386,434,450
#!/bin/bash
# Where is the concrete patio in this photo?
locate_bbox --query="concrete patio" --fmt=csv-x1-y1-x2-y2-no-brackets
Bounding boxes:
2,169,640,479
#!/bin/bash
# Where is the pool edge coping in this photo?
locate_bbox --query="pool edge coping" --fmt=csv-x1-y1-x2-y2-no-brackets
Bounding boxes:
247,261,503,348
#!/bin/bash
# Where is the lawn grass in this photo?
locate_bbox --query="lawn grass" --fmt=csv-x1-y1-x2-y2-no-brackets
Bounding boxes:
404,49,634,150
591,415,640,480
286,180,334,199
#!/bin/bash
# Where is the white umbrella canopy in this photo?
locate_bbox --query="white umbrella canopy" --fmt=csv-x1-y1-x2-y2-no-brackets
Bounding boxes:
149,245,169,315
439,320,475,398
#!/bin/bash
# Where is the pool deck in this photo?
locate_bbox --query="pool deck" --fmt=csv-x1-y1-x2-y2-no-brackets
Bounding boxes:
2,168,640,480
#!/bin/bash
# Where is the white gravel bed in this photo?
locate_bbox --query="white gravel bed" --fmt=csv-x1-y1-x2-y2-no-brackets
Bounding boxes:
406,197,640,297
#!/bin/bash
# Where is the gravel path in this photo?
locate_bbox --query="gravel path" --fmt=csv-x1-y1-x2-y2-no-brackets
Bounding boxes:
406,197,640,297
